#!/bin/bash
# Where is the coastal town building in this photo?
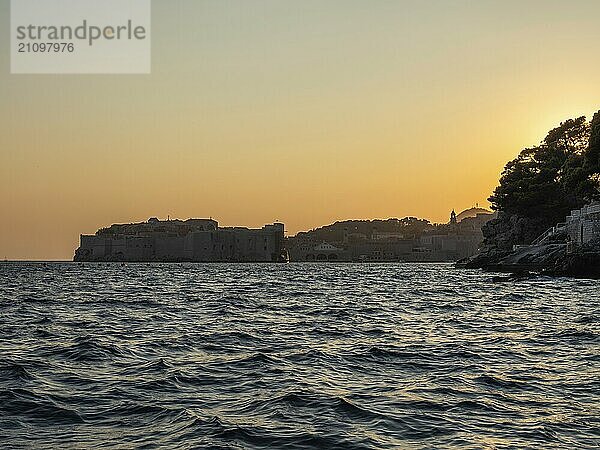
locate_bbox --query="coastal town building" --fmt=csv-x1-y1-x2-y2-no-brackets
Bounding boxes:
287,208,495,262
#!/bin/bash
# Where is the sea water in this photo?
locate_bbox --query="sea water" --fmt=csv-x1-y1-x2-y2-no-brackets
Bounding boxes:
0,262,598,449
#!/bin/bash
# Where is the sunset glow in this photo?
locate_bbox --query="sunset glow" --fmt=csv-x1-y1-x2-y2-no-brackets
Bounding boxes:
2,0,600,259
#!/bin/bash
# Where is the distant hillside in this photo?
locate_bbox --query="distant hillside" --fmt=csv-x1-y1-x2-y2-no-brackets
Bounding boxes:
294,217,434,241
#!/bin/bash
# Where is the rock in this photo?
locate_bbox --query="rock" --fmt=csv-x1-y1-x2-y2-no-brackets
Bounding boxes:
543,238,600,278
481,212,550,251
458,212,566,271
460,238,600,279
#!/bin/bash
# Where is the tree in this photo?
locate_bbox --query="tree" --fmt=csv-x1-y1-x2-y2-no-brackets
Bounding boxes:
585,111,600,194
488,116,594,229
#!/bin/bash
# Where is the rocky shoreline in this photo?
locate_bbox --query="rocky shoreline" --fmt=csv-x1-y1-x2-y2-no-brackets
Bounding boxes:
459,239,600,279
461,111,600,280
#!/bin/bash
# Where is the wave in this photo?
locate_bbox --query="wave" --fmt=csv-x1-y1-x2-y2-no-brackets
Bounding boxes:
86,402,188,423
555,328,599,341
122,358,172,374
366,346,435,360
32,317,52,325
474,374,529,390
537,328,599,343
575,314,600,324
48,336,131,362
223,352,287,371
0,361,34,382
0,388,84,425
208,418,362,450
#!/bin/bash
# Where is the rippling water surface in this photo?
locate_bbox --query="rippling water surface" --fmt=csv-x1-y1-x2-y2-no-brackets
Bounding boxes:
0,262,599,449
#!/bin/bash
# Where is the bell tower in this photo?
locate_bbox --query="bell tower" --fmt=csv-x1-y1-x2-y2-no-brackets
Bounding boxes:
450,209,457,225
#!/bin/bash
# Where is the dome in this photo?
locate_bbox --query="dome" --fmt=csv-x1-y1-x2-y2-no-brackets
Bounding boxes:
456,207,492,223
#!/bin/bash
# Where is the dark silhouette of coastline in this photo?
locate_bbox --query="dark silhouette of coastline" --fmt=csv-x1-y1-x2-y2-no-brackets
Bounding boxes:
460,110,600,278
74,208,495,263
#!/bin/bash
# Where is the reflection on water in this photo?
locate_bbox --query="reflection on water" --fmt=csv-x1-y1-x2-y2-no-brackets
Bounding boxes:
0,262,599,449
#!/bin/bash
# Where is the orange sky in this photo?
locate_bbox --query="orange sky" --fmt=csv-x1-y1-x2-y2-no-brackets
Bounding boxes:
1,0,600,260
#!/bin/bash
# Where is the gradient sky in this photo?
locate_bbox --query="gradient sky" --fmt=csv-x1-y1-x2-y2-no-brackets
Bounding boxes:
1,0,600,260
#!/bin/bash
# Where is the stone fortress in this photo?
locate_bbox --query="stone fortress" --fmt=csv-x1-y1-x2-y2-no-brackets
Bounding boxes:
74,218,286,262
525,201,600,251
565,201,600,249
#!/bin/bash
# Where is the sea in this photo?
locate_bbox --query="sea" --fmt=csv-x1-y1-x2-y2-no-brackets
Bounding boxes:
0,262,598,449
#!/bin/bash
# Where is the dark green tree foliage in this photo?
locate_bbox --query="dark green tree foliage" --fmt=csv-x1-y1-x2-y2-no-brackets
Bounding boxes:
296,217,433,242
489,114,600,228
585,111,600,182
